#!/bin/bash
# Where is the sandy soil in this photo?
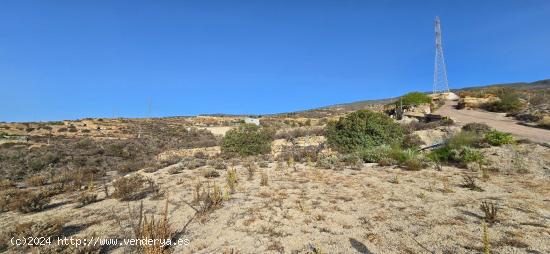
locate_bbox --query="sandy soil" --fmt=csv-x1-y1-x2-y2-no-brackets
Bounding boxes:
1,143,549,254
436,101,550,144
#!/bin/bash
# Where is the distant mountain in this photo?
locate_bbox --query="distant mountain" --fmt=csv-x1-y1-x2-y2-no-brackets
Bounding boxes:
285,79,550,118
452,79,550,92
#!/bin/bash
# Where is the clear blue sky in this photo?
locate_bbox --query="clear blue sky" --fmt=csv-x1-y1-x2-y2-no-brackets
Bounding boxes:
1,0,549,122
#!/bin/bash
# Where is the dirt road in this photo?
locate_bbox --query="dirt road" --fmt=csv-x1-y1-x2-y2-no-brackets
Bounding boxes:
436,101,550,144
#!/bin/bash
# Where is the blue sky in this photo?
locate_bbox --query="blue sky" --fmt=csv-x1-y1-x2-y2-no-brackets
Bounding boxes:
1,0,549,122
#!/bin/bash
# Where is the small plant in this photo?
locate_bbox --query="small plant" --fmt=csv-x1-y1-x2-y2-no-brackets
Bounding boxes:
485,130,514,146
246,162,257,180
197,184,224,216
202,168,220,178
403,156,425,171
209,159,227,170
458,147,484,167
480,201,499,224
260,170,269,186
128,199,173,254
226,168,238,193
447,131,484,149
461,175,483,191
512,148,528,173
76,192,98,208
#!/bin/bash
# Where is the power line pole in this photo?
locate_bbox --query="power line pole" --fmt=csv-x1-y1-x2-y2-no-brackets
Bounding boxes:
433,16,450,95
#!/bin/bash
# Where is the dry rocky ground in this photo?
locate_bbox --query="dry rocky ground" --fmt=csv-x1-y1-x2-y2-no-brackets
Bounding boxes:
0,113,549,254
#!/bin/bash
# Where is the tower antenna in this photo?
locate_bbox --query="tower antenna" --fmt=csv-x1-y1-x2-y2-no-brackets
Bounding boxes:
433,16,449,94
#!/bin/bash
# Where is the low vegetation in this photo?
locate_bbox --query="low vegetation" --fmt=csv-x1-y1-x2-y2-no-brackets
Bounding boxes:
395,92,432,106
483,88,524,113
221,124,275,156
326,110,403,153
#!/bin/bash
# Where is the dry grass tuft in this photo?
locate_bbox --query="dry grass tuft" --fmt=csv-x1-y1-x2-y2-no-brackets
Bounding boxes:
480,201,499,224
461,175,483,192
128,199,173,254
260,170,269,186
226,168,238,193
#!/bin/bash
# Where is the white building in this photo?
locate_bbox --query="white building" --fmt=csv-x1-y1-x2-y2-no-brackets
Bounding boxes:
244,117,260,126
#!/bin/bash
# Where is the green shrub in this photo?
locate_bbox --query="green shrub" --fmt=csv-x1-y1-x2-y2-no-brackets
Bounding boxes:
221,124,274,156
483,90,523,113
455,146,484,166
428,147,451,163
396,92,432,106
429,145,483,167
485,130,514,146
357,145,427,170
356,145,392,163
326,110,403,153
447,131,484,149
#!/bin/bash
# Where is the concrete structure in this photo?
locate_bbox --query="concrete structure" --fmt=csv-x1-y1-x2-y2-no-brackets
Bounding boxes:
244,117,260,126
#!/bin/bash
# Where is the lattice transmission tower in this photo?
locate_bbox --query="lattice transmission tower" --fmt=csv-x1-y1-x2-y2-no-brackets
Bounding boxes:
433,16,449,94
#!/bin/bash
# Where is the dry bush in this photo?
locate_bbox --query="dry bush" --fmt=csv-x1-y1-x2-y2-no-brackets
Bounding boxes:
112,174,157,201
402,157,425,171
245,161,257,180
208,158,227,170
480,201,499,224
8,189,52,213
182,158,206,170
339,153,363,170
12,217,67,240
226,168,238,193
277,144,323,163
260,170,269,186
315,155,341,170
0,189,19,212
159,155,181,167
25,175,48,187
167,164,185,174
0,125,218,181
461,175,483,192
191,183,224,221
128,200,173,254
75,192,98,208
201,167,220,178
